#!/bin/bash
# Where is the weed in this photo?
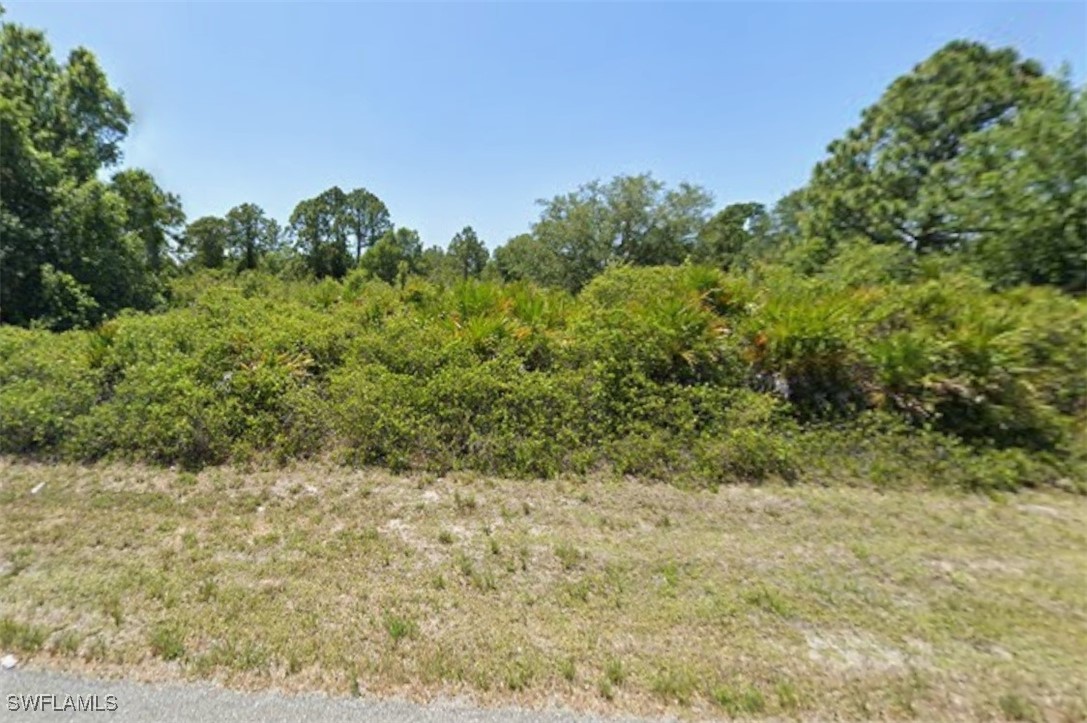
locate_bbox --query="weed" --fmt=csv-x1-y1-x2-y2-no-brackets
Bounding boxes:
454,490,478,514
604,658,626,687
743,585,792,617
471,568,497,592
0,618,47,652
53,630,82,656
6,547,33,577
658,561,680,593
456,552,474,578
998,693,1039,722
712,682,766,715
517,545,530,571
554,542,584,571
383,615,418,644
505,659,534,692
565,579,590,604
103,594,124,626
149,621,185,661
287,654,303,675
197,578,218,602
82,638,108,662
775,679,800,711
652,666,698,706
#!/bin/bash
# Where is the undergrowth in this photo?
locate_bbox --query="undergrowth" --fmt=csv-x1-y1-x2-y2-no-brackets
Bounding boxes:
1,262,1083,491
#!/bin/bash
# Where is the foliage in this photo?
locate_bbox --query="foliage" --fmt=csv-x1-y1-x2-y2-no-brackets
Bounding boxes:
800,40,1083,291
0,15,180,328
0,20,1083,492
691,202,770,270
288,187,352,278
951,82,1087,291
494,174,714,291
111,168,185,273
225,203,280,271
804,41,1057,253
446,226,489,280
343,187,392,261
0,265,1081,491
182,216,229,269
361,227,424,285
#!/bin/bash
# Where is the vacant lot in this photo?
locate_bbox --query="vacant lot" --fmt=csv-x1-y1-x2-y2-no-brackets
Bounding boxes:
1,458,1085,720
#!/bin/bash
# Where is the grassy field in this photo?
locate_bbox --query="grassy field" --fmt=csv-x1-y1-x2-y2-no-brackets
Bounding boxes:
1,458,1085,721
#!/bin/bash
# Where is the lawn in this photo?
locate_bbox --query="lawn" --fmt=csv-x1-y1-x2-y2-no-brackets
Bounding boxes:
1,458,1085,720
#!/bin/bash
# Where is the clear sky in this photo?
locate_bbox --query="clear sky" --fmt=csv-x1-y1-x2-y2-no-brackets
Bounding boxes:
7,2,1086,250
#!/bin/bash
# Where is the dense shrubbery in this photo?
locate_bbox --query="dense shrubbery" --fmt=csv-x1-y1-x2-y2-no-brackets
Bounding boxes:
2,260,1083,491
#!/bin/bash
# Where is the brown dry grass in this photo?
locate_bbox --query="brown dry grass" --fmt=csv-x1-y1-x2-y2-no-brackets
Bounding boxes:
1,457,1085,720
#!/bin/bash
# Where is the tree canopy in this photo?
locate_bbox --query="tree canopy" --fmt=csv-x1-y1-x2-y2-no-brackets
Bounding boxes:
361,226,423,285
0,16,168,328
491,174,714,291
447,226,489,280
800,40,1083,290
2,15,1083,331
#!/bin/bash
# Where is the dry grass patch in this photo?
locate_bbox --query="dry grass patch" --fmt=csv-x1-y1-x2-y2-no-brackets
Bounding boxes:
1,457,1086,720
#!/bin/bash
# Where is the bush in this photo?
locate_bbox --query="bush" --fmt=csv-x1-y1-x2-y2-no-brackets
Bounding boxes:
0,327,101,453
0,265,1081,491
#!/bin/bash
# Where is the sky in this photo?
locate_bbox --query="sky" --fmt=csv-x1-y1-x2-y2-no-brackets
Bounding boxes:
7,2,1086,250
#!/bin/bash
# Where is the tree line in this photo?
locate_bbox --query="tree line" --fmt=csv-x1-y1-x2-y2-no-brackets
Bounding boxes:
2,7,1083,331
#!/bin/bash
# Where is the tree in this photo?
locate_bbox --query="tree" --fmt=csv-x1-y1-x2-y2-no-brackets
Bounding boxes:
111,168,185,272
420,245,469,285
531,173,713,291
225,203,277,271
447,226,489,280
53,47,131,181
691,202,769,269
183,216,229,269
361,227,422,285
343,188,391,261
951,81,1087,291
0,15,177,327
493,233,564,286
50,177,159,319
289,187,351,278
803,40,1061,257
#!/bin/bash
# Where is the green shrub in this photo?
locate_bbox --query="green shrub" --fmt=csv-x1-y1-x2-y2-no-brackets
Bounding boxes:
0,327,100,453
696,426,799,484
330,364,423,471
0,265,1081,492
738,272,873,416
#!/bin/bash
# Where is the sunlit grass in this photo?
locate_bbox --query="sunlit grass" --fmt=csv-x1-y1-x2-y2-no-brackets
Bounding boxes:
0,458,1085,719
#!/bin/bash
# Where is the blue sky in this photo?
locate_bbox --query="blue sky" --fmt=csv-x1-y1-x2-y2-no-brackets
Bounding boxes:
8,2,1085,250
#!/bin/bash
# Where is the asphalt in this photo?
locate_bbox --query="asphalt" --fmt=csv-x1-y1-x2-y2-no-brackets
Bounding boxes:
1,667,664,723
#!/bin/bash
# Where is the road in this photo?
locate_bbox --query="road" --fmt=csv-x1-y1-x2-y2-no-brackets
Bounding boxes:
1,667,663,722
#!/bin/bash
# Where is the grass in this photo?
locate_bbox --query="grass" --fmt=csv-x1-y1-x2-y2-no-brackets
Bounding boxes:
0,457,1086,720
604,658,625,687
998,692,1040,722
712,682,766,716
0,617,48,652
148,622,185,661
383,615,418,644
